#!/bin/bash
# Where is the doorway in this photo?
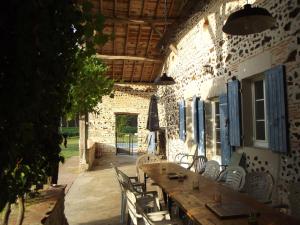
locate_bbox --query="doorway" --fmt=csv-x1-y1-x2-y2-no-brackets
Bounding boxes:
115,113,138,155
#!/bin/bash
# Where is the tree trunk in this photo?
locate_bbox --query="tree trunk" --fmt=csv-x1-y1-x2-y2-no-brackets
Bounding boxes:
1,202,11,225
16,195,25,225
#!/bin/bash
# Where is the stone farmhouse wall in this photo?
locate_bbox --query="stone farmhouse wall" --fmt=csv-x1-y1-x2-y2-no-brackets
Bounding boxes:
88,84,163,153
158,0,300,204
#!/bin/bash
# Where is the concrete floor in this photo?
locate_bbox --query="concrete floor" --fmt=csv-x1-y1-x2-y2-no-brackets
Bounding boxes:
64,153,138,225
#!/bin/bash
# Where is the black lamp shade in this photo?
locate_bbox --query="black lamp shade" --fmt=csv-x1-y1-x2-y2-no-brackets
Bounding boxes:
154,72,175,85
223,4,276,35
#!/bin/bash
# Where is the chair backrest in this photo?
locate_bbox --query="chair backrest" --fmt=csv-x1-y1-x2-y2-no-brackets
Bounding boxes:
243,172,274,203
202,160,220,180
289,182,300,219
126,189,160,225
174,153,185,164
111,163,124,191
189,156,207,173
179,154,194,169
126,189,142,225
136,154,161,182
218,166,246,191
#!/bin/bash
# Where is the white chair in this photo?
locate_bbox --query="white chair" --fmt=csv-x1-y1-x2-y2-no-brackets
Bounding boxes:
217,166,246,191
112,163,159,224
126,189,182,225
243,172,274,203
202,160,220,180
136,154,161,185
188,156,207,173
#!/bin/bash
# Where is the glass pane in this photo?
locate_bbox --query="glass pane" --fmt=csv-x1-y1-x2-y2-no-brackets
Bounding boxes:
215,102,220,114
215,116,220,128
256,121,266,140
255,100,265,120
216,130,220,142
205,102,212,117
255,80,264,100
216,143,221,155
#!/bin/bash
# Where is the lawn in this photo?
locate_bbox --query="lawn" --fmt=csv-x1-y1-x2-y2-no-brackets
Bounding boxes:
60,136,79,159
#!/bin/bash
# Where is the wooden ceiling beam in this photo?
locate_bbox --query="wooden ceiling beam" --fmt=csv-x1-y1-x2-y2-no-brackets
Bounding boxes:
97,54,162,63
104,16,175,25
121,24,130,81
151,25,178,55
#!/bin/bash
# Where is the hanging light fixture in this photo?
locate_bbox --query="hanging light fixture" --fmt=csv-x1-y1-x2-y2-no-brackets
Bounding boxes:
154,72,175,85
154,0,175,85
222,3,276,35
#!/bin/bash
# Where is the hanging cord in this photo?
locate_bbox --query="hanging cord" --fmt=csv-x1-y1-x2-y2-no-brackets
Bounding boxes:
164,0,167,32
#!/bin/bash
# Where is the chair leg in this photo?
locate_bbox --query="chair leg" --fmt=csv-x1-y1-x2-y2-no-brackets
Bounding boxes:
120,193,126,223
127,213,131,225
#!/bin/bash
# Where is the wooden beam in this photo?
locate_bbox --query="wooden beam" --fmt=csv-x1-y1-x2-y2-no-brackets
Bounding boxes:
141,0,146,16
121,24,130,81
151,24,178,55
104,16,175,25
150,63,156,82
96,54,162,63
145,28,153,57
114,0,117,16
154,0,161,18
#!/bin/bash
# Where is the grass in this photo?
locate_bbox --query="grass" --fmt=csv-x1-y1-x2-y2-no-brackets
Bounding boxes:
61,127,79,137
60,136,79,159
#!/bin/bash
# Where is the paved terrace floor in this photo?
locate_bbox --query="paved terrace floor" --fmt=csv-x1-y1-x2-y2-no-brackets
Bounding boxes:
62,153,138,225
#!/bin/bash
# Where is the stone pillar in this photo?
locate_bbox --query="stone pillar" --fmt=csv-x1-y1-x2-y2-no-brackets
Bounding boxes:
79,112,89,171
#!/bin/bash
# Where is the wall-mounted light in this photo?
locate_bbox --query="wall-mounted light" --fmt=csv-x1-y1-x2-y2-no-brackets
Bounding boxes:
222,3,276,35
154,72,175,85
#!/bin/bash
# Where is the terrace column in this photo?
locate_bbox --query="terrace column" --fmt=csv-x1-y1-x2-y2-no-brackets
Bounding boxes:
79,112,89,171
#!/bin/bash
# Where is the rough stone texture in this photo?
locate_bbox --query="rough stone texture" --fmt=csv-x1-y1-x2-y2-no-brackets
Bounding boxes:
158,0,300,205
88,84,164,153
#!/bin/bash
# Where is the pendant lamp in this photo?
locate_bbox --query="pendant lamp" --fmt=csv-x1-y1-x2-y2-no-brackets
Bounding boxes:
154,72,175,85
222,4,276,35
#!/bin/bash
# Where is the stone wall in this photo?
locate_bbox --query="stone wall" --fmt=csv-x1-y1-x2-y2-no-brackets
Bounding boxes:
158,0,300,204
88,84,163,153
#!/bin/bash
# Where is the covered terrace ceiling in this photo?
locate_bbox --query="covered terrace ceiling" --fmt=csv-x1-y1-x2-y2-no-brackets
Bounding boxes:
92,0,196,83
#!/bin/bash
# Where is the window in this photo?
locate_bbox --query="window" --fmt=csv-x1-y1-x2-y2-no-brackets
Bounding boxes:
252,79,268,147
242,75,269,148
205,100,221,158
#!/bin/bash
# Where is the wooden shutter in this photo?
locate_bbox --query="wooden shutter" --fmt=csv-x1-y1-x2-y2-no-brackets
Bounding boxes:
192,96,199,143
179,100,186,141
227,79,241,146
197,99,205,156
219,94,231,165
265,65,288,153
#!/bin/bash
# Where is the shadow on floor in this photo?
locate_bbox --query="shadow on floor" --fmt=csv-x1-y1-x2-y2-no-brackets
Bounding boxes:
65,153,137,225
92,153,138,171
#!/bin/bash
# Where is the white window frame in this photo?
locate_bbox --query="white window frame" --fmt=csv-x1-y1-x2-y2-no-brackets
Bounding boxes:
205,100,221,156
251,77,268,148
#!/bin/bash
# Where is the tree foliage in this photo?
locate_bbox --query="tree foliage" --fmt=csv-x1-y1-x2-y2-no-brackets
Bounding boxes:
68,55,114,118
0,0,113,220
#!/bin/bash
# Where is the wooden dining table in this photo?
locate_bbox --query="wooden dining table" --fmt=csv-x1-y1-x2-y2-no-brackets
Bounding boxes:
140,162,299,225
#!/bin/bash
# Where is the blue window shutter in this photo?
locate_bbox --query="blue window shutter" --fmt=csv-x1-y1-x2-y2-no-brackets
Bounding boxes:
265,65,288,153
192,96,199,143
219,94,231,165
179,100,186,141
227,79,241,146
197,99,205,156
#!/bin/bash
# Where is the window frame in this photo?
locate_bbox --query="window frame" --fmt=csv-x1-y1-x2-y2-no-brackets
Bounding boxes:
251,76,269,148
205,99,221,158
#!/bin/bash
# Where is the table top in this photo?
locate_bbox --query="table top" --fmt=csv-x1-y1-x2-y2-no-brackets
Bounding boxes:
141,162,299,225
